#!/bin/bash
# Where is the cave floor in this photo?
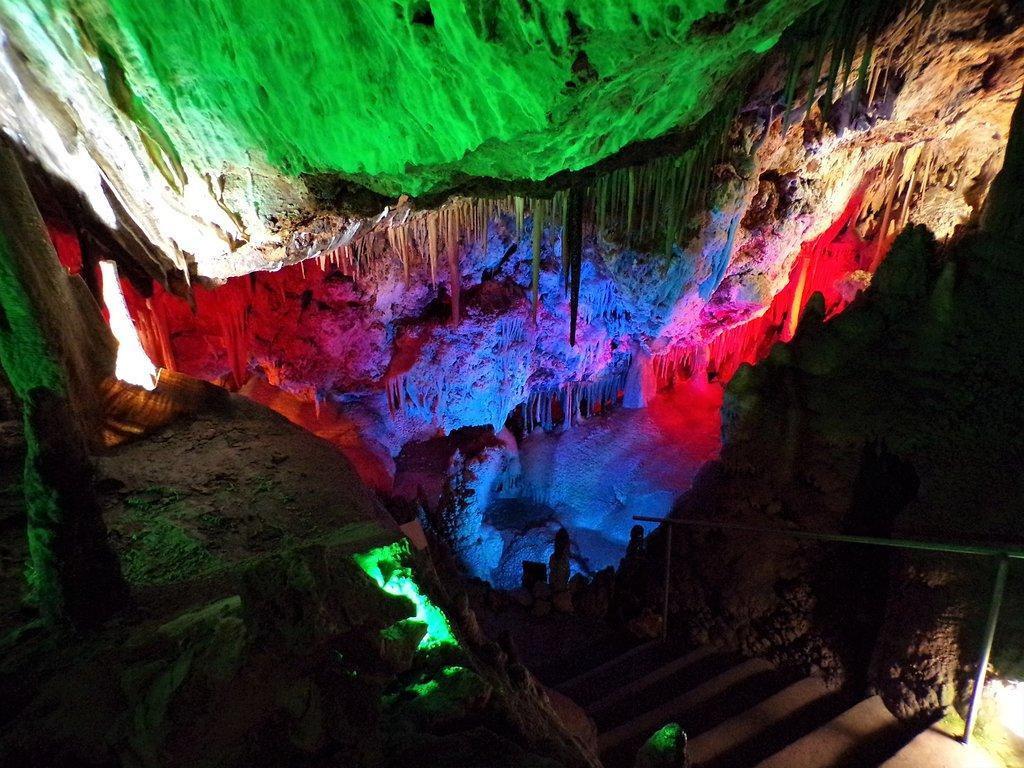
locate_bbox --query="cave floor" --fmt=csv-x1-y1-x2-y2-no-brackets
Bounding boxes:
95,395,395,618
0,393,395,639
499,381,724,579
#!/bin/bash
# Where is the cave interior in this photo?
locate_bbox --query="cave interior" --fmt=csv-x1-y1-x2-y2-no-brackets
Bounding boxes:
1,1,1023,767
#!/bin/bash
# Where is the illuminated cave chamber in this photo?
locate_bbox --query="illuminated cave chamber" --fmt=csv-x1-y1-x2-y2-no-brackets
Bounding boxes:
103,30,1002,587
1,1,1023,767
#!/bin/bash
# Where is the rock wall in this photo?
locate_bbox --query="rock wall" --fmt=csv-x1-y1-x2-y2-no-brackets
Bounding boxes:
0,393,600,768
7,0,1016,593
650,123,1024,721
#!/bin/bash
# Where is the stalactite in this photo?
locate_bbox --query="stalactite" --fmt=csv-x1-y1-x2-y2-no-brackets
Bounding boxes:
531,205,543,325
387,225,411,285
427,212,439,285
869,143,928,271
651,172,917,390
145,295,175,370
781,39,806,132
565,187,583,346
214,278,254,390
126,283,177,372
558,190,569,292
482,199,492,250
266,1,912,306
446,208,461,327
851,30,875,109
785,251,813,339
519,360,630,435
496,315,525,353
902,0,939,80
579,96,737,259
775,0,894,132
626,167,637,236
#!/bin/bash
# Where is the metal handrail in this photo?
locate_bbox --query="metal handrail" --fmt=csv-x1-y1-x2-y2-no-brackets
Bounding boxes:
633,514,1019,745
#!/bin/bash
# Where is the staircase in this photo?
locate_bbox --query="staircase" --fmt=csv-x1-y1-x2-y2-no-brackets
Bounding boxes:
556,640,992,768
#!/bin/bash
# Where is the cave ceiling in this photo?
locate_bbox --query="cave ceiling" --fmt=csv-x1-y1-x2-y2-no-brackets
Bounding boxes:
0,0,821,279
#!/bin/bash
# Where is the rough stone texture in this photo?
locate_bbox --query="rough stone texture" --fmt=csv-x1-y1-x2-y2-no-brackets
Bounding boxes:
119,0,1022,471
391,425,520,580
648,130,1024,720
0,0,819,277
5,0,1024,751
634,723,689,768
0,394,599,768
544,686,600,755
0,144,126,626
114,0,1024,574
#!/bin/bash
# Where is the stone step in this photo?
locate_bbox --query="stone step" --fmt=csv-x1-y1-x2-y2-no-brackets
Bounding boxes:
587,646,726,723
880,724,1001,768
754,695,916,768
599,657,775,756
591,648,745,732
688,676,836,768
558,639,688,707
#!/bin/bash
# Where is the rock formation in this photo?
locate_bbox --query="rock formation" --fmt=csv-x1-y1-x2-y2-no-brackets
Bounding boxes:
646,82,1024,721
1,0,1023,764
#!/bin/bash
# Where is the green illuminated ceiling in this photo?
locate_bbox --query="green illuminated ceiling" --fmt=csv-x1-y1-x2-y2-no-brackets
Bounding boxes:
14,0,819,197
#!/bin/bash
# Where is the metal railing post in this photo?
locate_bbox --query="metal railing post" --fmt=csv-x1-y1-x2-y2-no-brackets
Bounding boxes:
633,513,1023,740
662,525,673,639
963,555,1010,745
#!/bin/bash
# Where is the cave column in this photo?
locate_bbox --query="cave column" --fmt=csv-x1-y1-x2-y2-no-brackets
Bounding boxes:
0,143,126,628
980,86,1024,241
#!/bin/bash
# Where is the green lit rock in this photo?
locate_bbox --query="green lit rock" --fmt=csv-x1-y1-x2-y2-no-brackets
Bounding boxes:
380,618,430,671
239,525,412,652
21,0,813,196
384,665,492,730
633,723,689,768
119,517,221,586
354,540,459,650
0,0,817,276
119,596,248,765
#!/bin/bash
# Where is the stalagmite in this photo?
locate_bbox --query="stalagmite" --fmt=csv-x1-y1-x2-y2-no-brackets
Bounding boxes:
0,144,126,627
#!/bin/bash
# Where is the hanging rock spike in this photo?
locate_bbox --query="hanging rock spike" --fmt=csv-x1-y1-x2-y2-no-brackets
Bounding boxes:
566,187,583,346
532,204,543,326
